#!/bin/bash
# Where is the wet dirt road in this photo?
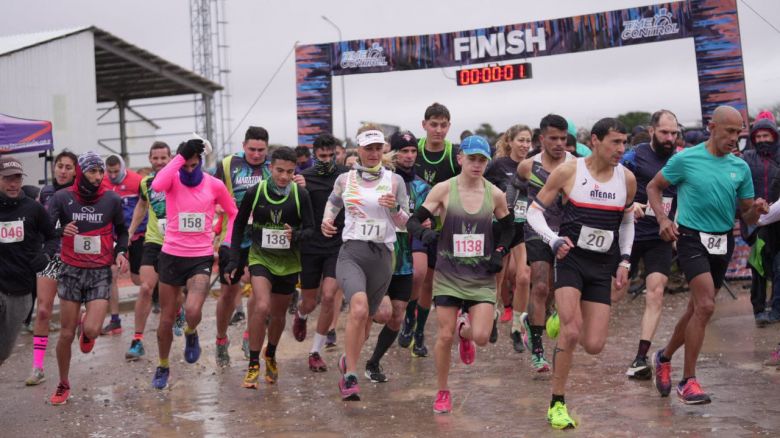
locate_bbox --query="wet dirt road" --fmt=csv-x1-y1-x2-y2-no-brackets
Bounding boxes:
2,284,780,437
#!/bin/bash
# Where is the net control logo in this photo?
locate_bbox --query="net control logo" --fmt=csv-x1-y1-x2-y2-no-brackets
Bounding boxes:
621,8,680,41
340,43,389,69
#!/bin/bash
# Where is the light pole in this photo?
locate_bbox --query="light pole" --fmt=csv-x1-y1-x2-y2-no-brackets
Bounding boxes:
322,15,348,142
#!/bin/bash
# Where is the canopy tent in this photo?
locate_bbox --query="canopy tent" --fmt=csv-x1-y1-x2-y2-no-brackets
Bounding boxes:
0,113,53,154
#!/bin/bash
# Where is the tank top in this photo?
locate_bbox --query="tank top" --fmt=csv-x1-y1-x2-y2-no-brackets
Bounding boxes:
246,180,303,276
432,178,496,302
524,152,574,240
140,174,167,246
342,168,397,249
559,158,627,257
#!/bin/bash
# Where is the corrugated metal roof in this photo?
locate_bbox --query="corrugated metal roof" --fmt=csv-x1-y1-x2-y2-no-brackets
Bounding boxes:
0,26,92,57
0,26,222,101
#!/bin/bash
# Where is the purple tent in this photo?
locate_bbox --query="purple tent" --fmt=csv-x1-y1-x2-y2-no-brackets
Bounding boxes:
0,113,53,155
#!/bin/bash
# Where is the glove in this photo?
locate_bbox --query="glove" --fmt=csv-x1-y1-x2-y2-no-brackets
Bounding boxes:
179,139,205,160
219,246,241,284
485,249,505,274
420,229,439,246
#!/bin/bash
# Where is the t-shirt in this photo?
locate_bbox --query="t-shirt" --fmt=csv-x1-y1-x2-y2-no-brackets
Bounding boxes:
662,142,753,233
622,143,677,241
484,156,519,193
215,153,270,248
151,154,238,257
102,170,145,237
300,164,349,255
232,180,315,276
139,175,167,246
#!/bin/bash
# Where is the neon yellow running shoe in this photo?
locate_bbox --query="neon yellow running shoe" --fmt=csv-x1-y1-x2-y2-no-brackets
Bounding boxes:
264,352,279,384
242,364,260,389
546,311,560,340
547,401,576,430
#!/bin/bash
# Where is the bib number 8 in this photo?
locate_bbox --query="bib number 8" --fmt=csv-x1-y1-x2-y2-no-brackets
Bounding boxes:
74,235,101,255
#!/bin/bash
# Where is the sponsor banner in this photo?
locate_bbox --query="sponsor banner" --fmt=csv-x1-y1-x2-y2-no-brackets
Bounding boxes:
0,113,54,154
330,3,691,76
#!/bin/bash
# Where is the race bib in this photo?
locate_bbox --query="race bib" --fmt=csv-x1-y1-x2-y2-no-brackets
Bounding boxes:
0,220,24,243
179,212,206,233
74,235,101,255
700,232,727,255
261,228,290,249
355,219,386,242
453,233,485,258
157,218,167,235
514,200,528,220
646,197,673,218
576,225,614,253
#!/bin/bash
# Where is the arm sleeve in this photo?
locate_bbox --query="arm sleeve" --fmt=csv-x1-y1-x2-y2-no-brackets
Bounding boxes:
292,189,316,244
618,207,635,257
527,201,560,247
230,183,255,251
390,174,411,228
493,212,515,251
113,199,129,255
323,173,347,222
215,179,239,246
151,154,185,193
406,206,435,241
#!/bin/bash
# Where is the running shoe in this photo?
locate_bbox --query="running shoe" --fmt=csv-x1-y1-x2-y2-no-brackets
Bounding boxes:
531,352,550,373
521,312,532,351
309,352,327,372
457,311,476,365
764,344,780,366
365,361,388,383
152,301,161,314
546,311,559,340
242,282,252,297
242,364,260,389
152,366,170,390
101,319,122,336
242,331,250,360
510,330,525,353
755,311,770,328
23,321,33,334
500,305,513,323
79,319,95,354
50,382,70,405
411,332,428,358
125,339,145,361
173,308,185,337
229,310,246,326
25,368,45,386
547,401,576,429
325,329,337,349
676,378,711,405
184,331,201,364
397,319,414,348
338,354,360,401
654,349,672,397
626,356,652,380
433,390,452,414
263,350,278,384
489,310,499,344
216,339,230,368
292,312,307,342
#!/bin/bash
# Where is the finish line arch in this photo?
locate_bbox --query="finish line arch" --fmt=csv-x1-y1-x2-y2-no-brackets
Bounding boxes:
295,0,746,145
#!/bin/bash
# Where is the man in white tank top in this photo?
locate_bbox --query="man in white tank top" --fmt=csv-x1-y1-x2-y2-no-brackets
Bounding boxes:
527,118,637,430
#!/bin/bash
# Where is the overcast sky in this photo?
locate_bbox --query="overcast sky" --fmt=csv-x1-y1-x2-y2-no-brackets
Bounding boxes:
3,0,780,152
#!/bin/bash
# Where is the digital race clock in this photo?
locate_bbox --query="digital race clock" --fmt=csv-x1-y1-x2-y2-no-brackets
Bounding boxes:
455,63,532,86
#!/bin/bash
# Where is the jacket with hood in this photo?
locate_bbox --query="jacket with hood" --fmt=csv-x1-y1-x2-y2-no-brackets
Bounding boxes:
742,116,780,243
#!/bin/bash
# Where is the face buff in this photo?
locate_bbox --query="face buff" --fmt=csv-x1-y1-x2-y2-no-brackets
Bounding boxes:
353,161,383,182
179,160,204,187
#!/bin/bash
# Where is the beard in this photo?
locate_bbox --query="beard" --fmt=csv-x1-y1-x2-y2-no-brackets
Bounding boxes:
651,134,674,158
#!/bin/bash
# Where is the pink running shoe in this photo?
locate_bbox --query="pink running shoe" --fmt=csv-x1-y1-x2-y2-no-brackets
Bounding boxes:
457,311,476,365
433,390,452,414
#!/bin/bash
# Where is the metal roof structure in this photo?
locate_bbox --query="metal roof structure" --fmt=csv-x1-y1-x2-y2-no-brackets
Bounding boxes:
0,25,222,101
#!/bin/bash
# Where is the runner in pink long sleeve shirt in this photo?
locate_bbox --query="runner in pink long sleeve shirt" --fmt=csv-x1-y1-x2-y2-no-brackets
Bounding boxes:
151,153,237,257
149,139,238,390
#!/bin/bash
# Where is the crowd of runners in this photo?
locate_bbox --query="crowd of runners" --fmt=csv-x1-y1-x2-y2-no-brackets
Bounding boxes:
3,101,780,430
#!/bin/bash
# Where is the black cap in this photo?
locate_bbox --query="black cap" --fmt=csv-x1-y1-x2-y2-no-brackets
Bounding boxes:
389,131,418,152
